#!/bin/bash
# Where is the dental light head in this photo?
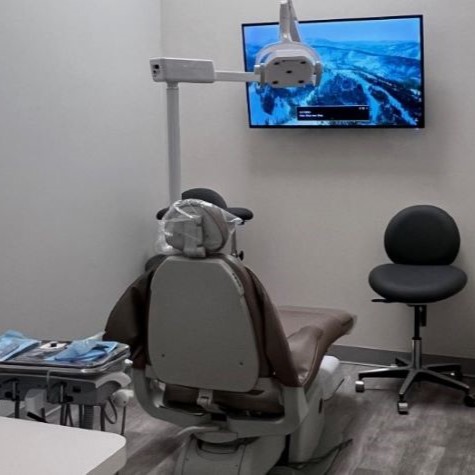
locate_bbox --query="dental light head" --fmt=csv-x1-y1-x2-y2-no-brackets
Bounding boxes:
254,0,323,88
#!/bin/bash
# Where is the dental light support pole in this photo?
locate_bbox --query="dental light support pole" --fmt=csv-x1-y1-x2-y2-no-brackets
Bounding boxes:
163,71,259,203
162,70,259,203
154,0,322,204
166,82,181,203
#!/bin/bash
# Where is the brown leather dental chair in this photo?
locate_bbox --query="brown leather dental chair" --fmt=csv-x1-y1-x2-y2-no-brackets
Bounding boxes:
105,199,355,474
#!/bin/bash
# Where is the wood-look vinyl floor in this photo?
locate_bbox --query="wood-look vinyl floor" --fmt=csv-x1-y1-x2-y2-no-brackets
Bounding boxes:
104,363,475,475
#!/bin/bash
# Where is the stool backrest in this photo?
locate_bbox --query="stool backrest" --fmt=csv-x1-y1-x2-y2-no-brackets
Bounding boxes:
384,205,460,265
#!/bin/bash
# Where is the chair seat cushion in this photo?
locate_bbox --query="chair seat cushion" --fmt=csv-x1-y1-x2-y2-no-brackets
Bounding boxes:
369,264,467,303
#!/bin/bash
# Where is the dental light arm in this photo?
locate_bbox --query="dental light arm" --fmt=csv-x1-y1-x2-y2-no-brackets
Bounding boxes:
151,0,321,87
151,0,323,203
280,0,301,42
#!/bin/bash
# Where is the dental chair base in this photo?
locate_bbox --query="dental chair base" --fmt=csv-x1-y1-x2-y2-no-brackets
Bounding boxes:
137,356,344,475
176,434,286,475
288,355,342,463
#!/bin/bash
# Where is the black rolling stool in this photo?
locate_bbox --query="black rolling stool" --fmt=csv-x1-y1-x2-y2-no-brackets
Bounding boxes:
355,205,475,414
155,188,253,259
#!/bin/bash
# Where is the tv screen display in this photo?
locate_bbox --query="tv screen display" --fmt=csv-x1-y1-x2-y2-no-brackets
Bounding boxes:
242,15,424,128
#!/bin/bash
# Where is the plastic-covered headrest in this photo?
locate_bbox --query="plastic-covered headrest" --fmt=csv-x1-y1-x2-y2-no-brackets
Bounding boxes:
156,188,254,222
182,188,227,209
161,199,242,257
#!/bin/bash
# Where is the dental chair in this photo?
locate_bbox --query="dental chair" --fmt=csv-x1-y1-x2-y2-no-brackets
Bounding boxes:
127,200,355,474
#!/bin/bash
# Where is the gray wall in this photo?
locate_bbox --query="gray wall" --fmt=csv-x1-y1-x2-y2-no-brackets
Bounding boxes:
161,0,475,358
0,0,165,339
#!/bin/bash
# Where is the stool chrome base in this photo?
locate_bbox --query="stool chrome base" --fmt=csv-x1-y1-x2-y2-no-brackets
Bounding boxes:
355,337,475,414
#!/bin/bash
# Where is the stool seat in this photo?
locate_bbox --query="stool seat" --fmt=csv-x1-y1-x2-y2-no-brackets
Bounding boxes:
369,263,467,303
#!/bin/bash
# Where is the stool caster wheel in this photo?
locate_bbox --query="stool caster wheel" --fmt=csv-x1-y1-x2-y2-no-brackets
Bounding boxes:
397,401,409,415
463,394,475,407
355,380,365,393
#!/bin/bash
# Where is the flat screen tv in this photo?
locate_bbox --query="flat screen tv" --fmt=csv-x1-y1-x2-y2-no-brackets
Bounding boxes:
242,15,424,128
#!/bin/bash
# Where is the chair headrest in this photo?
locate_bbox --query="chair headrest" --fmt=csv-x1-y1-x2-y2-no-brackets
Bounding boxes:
182,188,228,209
162,199,242,257
156,188,254,222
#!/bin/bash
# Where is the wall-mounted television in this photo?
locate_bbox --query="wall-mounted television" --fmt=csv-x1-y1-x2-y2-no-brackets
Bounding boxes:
242,15,424,129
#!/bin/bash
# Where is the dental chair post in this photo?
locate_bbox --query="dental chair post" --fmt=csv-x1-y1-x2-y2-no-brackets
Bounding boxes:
230,229,239,257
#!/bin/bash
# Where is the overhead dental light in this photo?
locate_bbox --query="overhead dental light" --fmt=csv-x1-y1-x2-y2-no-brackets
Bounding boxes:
151,0,322,203
254,0,322,88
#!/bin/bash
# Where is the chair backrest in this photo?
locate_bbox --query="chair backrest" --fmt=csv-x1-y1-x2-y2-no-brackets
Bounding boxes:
148,255,260,392
384,205,461,265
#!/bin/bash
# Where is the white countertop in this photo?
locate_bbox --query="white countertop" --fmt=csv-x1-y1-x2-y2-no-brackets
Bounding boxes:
0,416,127,474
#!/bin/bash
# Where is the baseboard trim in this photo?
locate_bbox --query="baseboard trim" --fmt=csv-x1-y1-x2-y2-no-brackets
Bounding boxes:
328,344,475,378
